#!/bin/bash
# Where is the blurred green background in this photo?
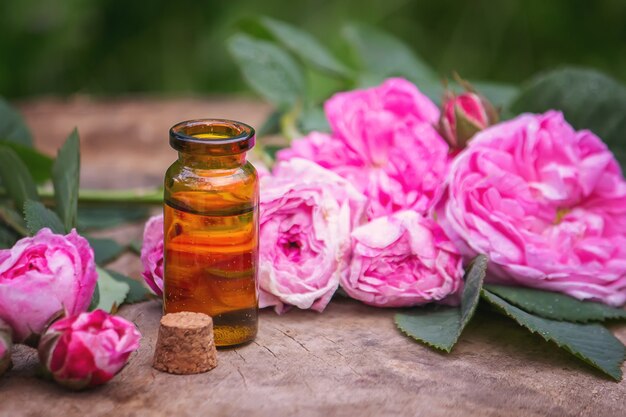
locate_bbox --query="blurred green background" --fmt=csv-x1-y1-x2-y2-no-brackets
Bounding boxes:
1,0,625,98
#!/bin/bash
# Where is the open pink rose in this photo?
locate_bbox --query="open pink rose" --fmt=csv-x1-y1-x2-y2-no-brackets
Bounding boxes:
444,111,626,306
259,158,368,313
0,319,11,376
341,210,463,307
0,228,97,343
38,309,141,390
140,215,164,297
278,78,450,218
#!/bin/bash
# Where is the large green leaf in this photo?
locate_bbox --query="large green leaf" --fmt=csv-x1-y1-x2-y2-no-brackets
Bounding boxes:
0,141,52,184
509,67,626,168
52,129,80,232
87,237,125,265
0,145,39,210
0,97,33,147
227,33,305,109
395,254,488,352
108,269,152,304
23,200,65,235
94,267,129,313
259,17,351,78
482,290,626,381
0,206,28,236
486,285,626,323
342,23,436,88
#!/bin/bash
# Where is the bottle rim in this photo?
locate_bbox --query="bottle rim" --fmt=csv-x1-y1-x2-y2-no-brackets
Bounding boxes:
169,119,255,155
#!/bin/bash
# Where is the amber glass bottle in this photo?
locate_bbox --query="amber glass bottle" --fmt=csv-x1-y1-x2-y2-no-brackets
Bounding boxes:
164,119,259,347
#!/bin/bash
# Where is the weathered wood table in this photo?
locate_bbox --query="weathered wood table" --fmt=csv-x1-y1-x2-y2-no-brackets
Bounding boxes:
1,97,625,417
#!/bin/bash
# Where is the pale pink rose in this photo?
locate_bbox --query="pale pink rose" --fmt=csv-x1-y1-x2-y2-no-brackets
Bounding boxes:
0,319,11,376
444,111,626,306
38,309,141,390
341,210,463,307
140,215,164,297
259,158,368,313
438,91,498,149
0,228,98,343
278,78,450,218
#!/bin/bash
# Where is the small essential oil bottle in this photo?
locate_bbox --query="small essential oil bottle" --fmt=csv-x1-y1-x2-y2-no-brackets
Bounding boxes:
164,119,259,347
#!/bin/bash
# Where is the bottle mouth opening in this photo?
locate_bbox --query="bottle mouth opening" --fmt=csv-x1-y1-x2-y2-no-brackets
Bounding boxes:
169,119,255,155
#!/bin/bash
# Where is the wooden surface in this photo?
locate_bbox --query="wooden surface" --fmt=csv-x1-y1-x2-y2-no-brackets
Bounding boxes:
1,96,625,417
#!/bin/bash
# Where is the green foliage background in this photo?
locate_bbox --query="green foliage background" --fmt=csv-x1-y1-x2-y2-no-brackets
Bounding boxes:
1,0,625,98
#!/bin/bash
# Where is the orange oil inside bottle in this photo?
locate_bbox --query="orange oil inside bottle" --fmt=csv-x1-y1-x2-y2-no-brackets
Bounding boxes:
164,190,259,346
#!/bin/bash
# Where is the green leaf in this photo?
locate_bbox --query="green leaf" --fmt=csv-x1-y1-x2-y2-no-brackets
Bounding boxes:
342,23,436,87
88,282,100,311
77,206,150,231
0,145,39,210
258,110,283,136
0,140,52,184
395,254,488,352
259,16,351,78
485,285,626,323
108,269,152,304
0,97,33,147
481,290,626,381
509,67,626,168
87,237,125,265
23,200,65,235
227,33,305,109
52,129,80,232
94,267,129,313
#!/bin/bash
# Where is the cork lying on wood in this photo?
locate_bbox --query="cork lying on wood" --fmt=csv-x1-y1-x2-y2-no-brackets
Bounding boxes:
152,312,218,374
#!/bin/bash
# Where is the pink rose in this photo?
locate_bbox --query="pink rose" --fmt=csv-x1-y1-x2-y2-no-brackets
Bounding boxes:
38,309,141,390
341,210,463,307
438,91,498,149
277,78,450,218
444,111,626,306
0,228,98,343
0,319,11,376
259,158,368,313
140,215,164,297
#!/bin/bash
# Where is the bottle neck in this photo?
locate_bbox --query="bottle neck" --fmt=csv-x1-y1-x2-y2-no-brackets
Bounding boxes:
178,152,247,169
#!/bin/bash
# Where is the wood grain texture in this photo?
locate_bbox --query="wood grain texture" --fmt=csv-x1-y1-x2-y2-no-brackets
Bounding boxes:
0,96,624,417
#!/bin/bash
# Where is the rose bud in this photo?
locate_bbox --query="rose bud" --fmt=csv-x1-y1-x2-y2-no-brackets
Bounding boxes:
140,215,164,297
0,319,12,376
38,310,141,390
438,89,498,150
0,228,98,345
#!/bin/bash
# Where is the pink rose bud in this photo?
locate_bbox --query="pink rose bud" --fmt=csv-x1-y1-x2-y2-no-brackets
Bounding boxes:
438,89,498,149
0,228,98,344
140,215,164,297
0,319,12,376
341,210,464,307
259,158,368,314
38,310,141,390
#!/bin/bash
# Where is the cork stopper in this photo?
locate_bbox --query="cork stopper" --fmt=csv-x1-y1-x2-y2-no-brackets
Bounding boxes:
152,312,218,374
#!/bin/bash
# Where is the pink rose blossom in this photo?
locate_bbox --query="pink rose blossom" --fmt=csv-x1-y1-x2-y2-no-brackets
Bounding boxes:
278,78,450,218
0,319,11,376
259,158,368,313
438,91,497,149
38,309,141,390
341,210,463,307
444,111,626,306
140,215,164,297
0,228,98,343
